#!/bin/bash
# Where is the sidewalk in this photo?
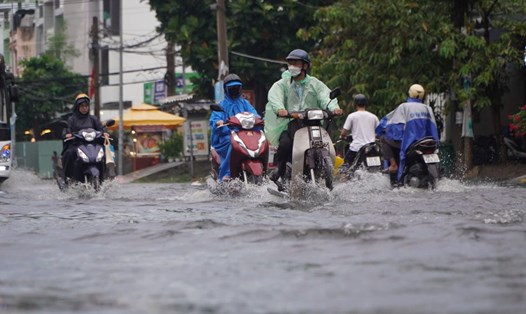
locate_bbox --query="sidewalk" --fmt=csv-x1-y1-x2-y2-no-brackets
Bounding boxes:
116,161,185,184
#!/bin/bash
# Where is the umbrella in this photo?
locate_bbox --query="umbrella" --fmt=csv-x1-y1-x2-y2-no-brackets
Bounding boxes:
107,103,186,130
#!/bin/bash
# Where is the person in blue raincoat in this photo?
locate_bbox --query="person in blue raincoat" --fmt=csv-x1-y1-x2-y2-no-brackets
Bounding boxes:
209,73,260,182
376,84,439,182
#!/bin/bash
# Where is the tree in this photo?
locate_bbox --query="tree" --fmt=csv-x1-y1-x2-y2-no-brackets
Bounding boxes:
16,54,87,140
303,0,526,167
148,0,337,112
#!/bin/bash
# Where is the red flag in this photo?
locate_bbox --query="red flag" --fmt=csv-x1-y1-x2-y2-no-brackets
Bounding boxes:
89,65,95,99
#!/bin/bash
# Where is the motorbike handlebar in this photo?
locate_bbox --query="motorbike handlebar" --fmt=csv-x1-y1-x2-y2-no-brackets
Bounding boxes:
278,109,336,120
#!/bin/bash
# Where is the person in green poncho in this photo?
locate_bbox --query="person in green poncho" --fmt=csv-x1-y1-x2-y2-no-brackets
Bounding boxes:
264,49,343,185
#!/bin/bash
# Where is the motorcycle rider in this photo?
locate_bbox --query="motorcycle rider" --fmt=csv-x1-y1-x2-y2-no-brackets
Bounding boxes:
376,84,439,182
265,49,343,187
62,93,109,182
209,73,260,182
339,94,379,166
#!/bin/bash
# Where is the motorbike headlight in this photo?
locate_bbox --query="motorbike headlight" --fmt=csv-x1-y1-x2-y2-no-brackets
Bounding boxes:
82,131,96,142
0,144,10,162
77,148,90,162
307,110,324,120
96,147,104,162
236,113,256,129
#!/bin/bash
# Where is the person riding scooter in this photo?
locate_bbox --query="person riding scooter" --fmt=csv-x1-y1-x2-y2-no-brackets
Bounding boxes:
62,93,109,183
376,84,439,184
339,94,379,167
209,73,260,182
265,49,343,190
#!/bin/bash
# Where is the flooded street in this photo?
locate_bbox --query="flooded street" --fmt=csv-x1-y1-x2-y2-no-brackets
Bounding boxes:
1,169,525,314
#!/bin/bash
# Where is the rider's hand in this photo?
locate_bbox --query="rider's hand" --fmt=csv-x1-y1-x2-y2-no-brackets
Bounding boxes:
216,120,224,127
277,109,288,117
332,108,344,116
65,133,72,139
103,132,110,138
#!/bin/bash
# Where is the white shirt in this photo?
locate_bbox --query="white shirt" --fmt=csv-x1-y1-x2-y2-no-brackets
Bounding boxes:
342,110,379,152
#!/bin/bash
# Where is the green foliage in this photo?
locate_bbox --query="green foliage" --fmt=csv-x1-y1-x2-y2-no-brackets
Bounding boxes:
306,0,526,117
16,54,87,140
159,132,184,160
148,0,337,109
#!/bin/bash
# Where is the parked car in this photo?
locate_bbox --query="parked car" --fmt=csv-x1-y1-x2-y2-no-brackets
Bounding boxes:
0,139,11,184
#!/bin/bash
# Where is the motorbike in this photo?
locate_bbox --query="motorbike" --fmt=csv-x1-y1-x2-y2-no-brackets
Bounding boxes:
394,136,440,189
337,136,383,180
59,119,115,191
503,135,526,162
208,105,269,195
269,88,341,199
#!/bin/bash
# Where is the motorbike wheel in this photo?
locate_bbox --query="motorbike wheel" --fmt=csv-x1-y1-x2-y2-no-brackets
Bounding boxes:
246,172,264,185
322,156,334,191
427,163,439,190
89,176,101,192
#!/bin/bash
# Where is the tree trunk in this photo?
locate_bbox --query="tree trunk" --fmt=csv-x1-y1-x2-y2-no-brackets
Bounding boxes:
492,100,507,162
463,137,473,171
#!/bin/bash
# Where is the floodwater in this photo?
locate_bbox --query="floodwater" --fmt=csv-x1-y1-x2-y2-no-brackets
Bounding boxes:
1,169,525,314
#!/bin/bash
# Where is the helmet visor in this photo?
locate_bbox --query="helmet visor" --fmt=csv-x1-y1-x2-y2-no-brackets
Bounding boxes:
227,85,242,98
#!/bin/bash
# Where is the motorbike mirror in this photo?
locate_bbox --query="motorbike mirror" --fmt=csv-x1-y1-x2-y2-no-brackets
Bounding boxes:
329,88,341,100
210,104,224,112
105,119,116,127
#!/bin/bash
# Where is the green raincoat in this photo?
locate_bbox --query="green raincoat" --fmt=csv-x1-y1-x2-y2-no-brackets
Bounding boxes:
264,74,340,147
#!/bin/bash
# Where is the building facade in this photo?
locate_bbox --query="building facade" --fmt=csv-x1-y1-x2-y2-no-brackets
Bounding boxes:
3,0,191,119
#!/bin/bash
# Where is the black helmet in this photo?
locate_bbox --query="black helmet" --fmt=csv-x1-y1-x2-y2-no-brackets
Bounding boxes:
224,73,242,89
286,49,310,65
354,94,368,106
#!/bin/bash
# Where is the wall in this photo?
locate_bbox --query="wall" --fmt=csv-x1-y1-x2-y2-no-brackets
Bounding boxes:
15,140,62,179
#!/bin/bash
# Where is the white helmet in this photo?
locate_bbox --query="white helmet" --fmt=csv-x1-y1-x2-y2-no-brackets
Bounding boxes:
408,84,425,100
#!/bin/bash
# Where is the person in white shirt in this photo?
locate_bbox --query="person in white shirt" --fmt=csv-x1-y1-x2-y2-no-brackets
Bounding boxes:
339,94,379,165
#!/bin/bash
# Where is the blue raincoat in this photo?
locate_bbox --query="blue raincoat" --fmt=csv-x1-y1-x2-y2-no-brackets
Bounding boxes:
376,98,439,181
209,94,259,181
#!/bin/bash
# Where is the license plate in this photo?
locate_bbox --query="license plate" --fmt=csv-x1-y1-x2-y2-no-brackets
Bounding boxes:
423,153,440,164
366,156,381,167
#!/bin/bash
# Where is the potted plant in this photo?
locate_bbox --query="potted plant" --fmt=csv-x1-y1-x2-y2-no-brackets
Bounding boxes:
159,132,183,162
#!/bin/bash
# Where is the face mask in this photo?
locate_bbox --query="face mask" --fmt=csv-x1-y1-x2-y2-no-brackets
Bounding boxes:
288,65,302,77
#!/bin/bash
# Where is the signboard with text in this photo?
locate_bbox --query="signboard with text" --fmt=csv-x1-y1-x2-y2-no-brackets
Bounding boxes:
143,80,167,105
183,120,208,157
153,80,166,104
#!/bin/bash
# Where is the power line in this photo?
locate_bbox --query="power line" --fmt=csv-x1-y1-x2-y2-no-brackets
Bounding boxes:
18,66,167,84
231,51,287,65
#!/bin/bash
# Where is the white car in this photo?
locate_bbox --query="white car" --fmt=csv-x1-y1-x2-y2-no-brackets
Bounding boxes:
0,140,11,184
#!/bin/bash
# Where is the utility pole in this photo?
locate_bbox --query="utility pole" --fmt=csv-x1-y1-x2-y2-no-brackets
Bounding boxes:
165,41,175,97
118,0,124,177
90,16,100,118
216,0,228,80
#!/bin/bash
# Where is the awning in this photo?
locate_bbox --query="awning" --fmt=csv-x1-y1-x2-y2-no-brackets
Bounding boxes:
159,94,194,105
107,103,186,130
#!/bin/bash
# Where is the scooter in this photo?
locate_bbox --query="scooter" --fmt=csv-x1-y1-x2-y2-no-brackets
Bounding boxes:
268,88,341,199
503,135,526,162
208,105,269,195
59,120,115,191
395,136,440,189
337,136,383,180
